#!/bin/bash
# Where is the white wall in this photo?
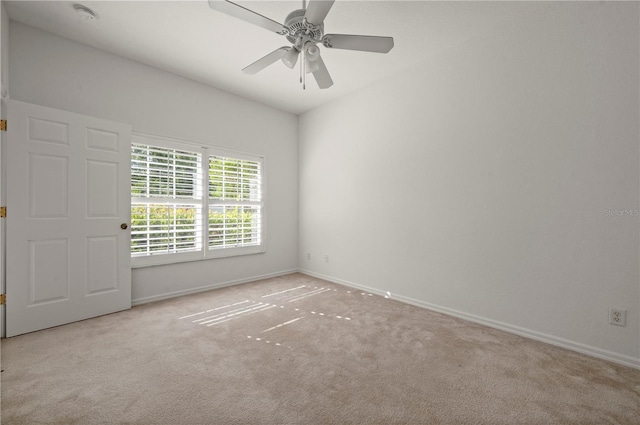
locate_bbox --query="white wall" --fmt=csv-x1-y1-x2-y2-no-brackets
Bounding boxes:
299,2,640,366
9,22,299,303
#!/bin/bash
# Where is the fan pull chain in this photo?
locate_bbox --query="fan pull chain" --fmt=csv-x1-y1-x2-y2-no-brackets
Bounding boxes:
302,52,306,90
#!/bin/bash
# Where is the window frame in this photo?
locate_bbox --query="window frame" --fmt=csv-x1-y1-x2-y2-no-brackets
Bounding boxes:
130,133,266,268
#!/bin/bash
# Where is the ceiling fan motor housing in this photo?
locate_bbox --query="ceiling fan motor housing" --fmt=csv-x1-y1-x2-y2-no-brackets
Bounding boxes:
284,9,324,44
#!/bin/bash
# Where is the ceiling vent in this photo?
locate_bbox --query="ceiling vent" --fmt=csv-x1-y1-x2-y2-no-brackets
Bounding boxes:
73,4,98,21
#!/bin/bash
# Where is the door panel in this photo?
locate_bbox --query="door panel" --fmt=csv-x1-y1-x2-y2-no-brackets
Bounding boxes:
87,159,119,217
6,100,132,337
86,236,119,295
28,153,69,218
28,238,69,305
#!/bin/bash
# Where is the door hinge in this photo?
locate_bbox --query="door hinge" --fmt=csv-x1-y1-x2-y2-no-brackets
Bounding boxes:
0,207,5,218
0,119,6,132
0,294,5,305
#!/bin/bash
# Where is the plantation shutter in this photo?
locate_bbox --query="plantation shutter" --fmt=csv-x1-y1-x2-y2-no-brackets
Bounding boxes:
208,155,262,250
131,143,203,257
130,134,265,266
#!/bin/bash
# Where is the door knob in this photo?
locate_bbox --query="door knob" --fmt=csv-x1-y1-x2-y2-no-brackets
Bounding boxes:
121,223,128,230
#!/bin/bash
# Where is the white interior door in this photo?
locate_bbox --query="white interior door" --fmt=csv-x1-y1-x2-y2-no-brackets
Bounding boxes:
6,100,132,337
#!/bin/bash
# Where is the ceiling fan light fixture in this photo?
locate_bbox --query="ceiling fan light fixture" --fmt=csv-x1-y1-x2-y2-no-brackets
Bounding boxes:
305,43,320,61
281,47,300,69
304,43,320,73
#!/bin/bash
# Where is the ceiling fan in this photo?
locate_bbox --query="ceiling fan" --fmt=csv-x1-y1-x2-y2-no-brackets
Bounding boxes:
208,0,394,89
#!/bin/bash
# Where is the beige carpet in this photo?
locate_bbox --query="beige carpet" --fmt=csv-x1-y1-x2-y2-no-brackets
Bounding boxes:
1,273,639,424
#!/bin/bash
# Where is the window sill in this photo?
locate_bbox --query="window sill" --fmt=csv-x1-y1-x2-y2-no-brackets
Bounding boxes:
131,246,266,268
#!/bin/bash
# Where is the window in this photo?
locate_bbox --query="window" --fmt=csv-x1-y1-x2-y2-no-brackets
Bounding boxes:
131,134,264,267
208,155,262,250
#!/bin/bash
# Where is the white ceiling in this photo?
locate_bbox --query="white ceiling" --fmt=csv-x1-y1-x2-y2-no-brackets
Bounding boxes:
5,1,546,115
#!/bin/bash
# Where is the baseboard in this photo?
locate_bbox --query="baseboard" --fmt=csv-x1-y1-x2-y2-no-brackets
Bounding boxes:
299,269,640,370
131,269,299,306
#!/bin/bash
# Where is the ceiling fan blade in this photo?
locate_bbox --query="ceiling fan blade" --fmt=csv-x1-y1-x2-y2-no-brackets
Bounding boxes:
311,54,333,89
304,0,335,25
322,34,394,53
208,0,287,34
242,47,290,75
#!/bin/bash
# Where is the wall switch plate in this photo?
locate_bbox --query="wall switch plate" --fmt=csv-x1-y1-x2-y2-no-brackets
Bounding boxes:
609,308,626,326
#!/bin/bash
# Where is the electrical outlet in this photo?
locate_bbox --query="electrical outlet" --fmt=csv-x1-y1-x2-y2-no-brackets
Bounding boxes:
324,255,329,263
609,308,626,326
307,253,311,261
